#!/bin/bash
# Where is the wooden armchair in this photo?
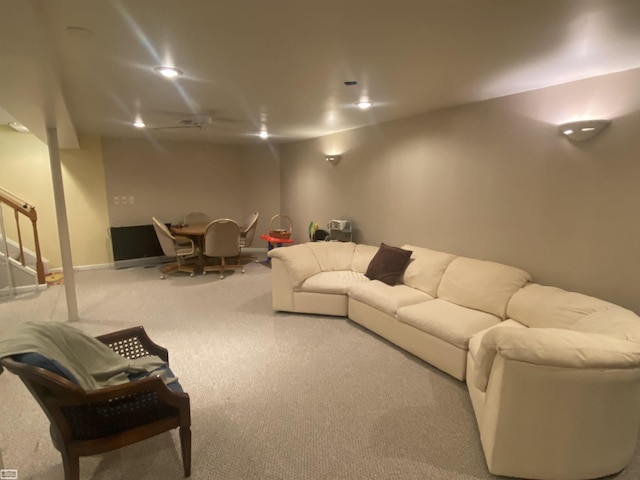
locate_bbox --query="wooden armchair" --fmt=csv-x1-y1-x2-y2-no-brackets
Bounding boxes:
0,326,191,480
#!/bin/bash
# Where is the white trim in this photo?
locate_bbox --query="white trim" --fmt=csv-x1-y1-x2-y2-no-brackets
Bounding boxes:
46,249,268,273
50,263,112,273
0,282,47,297
112,256,167,270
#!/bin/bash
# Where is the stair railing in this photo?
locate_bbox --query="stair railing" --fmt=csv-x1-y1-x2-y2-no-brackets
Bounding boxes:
0,186,45,285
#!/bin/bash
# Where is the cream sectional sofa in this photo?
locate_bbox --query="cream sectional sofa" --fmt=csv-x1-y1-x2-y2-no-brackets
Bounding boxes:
268,241,640,480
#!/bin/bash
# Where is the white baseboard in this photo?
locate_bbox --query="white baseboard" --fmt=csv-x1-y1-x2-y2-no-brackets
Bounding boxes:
50,263,113,273
0,282,48,297
48,249,268,273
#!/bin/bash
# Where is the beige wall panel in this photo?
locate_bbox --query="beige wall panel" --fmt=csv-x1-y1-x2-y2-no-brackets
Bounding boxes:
60,136,111,267
1,130,113,269
238,144,281,240
101,138,281,239
102,138,245,226
279,69,640,313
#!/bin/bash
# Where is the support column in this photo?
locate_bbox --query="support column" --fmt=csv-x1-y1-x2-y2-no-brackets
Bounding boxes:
46,127,79,321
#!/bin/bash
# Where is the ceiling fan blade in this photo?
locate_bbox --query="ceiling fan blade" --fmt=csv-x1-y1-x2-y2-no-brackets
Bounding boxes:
151,125,203,130
207,124,244,133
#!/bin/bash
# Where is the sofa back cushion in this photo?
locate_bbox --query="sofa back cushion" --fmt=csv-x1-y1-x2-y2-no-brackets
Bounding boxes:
401,245,457,297
506,283,618,328
350,244,380,273
307,241,356,271
437,257,531,319
268,244,321,287
572,308,640,344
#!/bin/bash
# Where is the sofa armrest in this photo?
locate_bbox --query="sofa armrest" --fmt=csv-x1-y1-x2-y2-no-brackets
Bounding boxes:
475,327,640,392
268,244,321,287
271,258,296,311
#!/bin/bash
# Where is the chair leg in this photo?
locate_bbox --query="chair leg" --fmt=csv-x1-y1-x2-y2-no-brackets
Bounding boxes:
61,449,80,480
161,262,180,279
177,255,196,277
179,426,192,477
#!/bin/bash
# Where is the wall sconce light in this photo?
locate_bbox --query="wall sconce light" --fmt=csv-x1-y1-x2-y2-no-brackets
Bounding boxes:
8,121,30,133
559,120,610,142
325,155,341,164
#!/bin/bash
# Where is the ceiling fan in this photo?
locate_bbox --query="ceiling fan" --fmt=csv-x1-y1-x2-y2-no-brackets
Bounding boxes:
149,113,242,133
150,114,214,130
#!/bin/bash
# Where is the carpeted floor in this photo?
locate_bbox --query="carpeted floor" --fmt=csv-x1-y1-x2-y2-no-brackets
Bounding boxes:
1,262,639,480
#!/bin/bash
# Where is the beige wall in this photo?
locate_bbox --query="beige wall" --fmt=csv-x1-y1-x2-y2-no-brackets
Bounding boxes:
60,136,111,267
101,138,281,236
2,133,279,270
0,126,59,265
238,144,281,240
3,68,639,313
0,129,111,268
279,69,640,313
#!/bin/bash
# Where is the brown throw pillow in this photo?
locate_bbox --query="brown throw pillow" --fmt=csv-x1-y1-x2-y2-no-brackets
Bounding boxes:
365,243,413,286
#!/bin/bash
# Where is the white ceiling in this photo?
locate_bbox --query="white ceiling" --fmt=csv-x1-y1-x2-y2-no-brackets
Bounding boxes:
1,0,640,147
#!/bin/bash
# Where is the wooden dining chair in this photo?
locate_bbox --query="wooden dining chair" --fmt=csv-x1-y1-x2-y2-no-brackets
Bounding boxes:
183,211,211,225
202,218,245,279
152,217,197,279
239,212,259,262
0,326,191,480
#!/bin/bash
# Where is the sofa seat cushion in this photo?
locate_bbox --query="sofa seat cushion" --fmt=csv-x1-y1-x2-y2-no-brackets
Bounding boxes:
349,281,433,316
397,299,501,350
437,257,531,319
298,271,370,294
400,245,457,297
507,283,620,329
468,319,527,361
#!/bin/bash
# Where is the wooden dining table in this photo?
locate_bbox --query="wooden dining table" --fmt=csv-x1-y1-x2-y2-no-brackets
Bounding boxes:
170,223,209,267
171,223,208,237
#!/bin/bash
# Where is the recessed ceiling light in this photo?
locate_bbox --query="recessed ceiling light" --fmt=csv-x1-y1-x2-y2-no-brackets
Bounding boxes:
357,101,372,110
259,130,269,139
153,66,183,79
133,120,146,128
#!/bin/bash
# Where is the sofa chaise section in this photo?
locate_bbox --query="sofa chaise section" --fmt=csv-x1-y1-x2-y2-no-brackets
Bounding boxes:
467,283,640,480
